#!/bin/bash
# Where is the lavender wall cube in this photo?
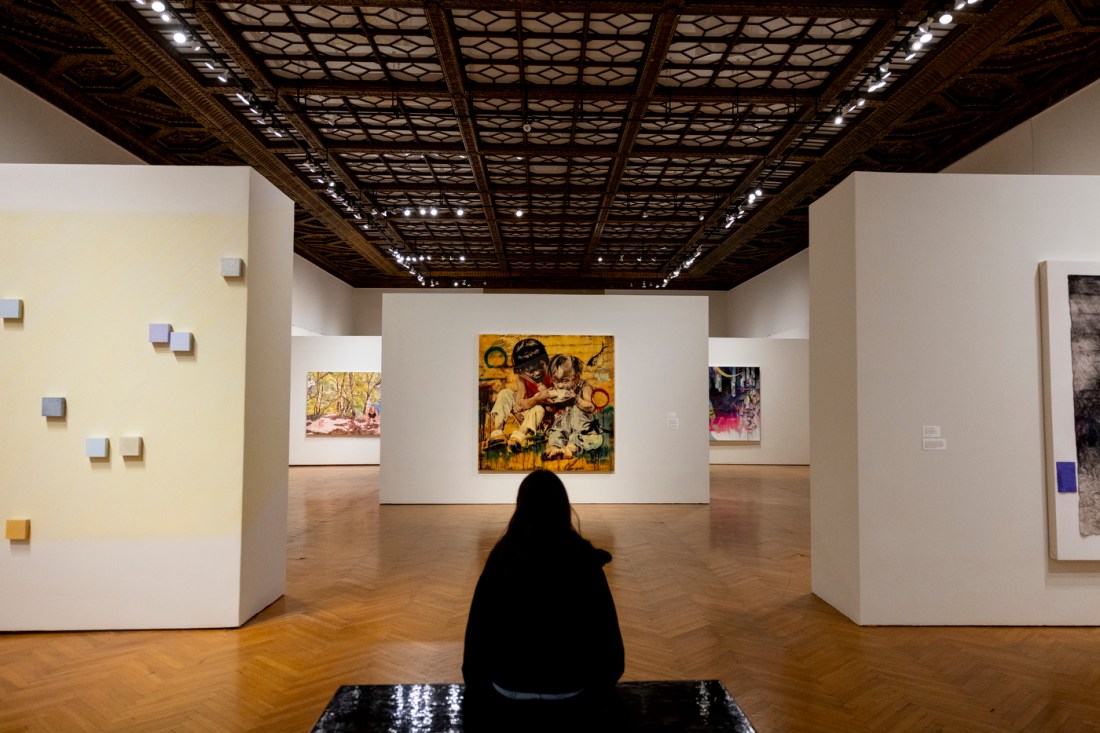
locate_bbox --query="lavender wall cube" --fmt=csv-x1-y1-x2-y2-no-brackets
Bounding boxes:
149,323,172,344
169,331,193,352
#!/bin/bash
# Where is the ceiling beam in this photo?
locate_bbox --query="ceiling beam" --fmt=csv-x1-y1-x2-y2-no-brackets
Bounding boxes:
581,0,684,268
423,3,509,274
695,0,1061,276
53,0,401,277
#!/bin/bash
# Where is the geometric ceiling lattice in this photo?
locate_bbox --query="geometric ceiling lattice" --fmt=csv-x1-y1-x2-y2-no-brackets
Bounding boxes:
2,0,1099,290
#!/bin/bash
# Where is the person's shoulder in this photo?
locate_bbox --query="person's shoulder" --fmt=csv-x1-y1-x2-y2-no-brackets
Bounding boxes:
568,534,612,567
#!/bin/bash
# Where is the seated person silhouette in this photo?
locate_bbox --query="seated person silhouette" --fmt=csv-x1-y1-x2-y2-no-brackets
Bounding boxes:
462,469,624,724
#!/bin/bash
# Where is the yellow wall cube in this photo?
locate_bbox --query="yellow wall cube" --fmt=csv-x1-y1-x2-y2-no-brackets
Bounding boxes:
6,519,30,541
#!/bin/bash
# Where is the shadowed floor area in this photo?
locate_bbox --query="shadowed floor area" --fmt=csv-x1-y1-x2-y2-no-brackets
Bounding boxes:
1,465,1099,731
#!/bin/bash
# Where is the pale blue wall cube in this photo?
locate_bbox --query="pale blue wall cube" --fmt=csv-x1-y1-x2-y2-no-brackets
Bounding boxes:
41,397,66,417
221,257,244,277
85,437,109,459
149,323,172,343
169,331,193,352
0,299,23,318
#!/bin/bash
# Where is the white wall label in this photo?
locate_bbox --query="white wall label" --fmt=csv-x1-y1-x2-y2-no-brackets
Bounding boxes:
922,438,947,451
923,425,942,438
667,412,680,430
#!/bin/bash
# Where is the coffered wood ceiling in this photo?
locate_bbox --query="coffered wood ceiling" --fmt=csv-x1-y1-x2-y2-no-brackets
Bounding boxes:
2,1,1098,289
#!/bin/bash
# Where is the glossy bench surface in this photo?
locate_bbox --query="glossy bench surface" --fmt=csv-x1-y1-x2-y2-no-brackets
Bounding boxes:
311,680,756,732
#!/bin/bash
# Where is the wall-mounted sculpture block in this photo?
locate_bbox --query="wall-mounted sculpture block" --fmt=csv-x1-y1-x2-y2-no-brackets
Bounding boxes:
149,323,172,344
41,397,66,417
0,299,23,318
221,257,244,277
85,437,109,459
169,331,193,352
5,519,30,541
120,436,143,458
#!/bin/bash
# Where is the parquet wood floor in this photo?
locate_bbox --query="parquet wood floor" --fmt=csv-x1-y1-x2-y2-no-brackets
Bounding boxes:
2,465,1100,731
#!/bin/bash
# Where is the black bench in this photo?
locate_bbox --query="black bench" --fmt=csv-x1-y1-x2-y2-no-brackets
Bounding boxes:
311,680,755,732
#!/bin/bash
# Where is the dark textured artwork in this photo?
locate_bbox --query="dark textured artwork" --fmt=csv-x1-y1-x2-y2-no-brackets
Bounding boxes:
708,367,761,442
1069,276,1100,536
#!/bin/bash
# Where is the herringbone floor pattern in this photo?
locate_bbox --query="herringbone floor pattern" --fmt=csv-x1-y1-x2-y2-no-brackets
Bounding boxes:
2,465,1099,731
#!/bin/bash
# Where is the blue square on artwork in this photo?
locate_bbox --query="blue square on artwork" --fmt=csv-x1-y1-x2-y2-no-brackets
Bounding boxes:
1056,462,1078,493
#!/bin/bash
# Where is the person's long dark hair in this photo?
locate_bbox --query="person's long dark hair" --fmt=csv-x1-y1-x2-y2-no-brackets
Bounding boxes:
498,469,582,552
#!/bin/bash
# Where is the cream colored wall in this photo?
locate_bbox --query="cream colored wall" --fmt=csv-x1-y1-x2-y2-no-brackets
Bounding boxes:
0,164,291,630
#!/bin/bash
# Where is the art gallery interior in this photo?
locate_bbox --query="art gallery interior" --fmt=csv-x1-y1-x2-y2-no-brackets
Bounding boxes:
4,2,1100,730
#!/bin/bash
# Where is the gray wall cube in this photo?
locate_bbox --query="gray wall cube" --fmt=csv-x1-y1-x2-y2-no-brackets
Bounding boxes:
41,397,66,417
0,299,23,318
221,257,244,277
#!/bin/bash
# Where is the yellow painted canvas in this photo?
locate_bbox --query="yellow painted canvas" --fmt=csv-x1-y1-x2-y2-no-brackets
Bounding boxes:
306,371,382,436
479,334,614,472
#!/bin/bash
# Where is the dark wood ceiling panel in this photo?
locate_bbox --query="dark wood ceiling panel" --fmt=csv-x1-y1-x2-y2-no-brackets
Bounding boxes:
1,0,1098,289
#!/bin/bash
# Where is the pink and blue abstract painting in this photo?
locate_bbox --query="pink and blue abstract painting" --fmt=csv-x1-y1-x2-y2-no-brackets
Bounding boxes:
709,366,760,443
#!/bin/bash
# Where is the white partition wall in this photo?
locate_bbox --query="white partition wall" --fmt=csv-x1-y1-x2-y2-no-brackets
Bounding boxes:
381,293,710,504
810,171,1100,625
289,336,382,465
0,165,293,630
708,338,809,465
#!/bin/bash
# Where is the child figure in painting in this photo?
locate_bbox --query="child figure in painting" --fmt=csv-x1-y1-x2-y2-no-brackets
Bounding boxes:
486,338,554,452
543,354,604,461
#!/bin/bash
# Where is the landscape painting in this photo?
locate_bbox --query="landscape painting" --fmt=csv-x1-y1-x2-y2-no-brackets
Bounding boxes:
306,371,381,437
479,334,614,472
709,366,761,442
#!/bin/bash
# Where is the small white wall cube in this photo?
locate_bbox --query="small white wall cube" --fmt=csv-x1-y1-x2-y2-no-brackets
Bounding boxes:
119,436,143,458
85,437,109,459
0,299,23,319
41,397,66,417
169,331,193,352
221,257,244,277
149,323,173,344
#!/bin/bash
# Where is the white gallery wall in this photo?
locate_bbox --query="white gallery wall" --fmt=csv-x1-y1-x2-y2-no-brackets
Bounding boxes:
0,165,293,630
289,336,382,465
0,75,143,165
292,255,356,336
725,251,809,338
810,171,1100,625
709,338,808,465
945,78,1100,176
381,293,710,503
